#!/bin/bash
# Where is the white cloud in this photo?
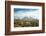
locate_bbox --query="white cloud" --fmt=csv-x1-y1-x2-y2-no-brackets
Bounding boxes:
15,10,39,19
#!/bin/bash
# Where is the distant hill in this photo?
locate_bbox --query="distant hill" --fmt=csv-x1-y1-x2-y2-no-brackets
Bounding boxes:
22,16,35,21
15,16,38,22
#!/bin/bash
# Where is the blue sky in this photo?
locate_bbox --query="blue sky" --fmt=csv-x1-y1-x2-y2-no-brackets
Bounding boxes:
14,8,39,19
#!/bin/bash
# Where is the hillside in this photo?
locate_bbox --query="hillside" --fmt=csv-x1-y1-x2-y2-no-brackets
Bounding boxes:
14,16,39,27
